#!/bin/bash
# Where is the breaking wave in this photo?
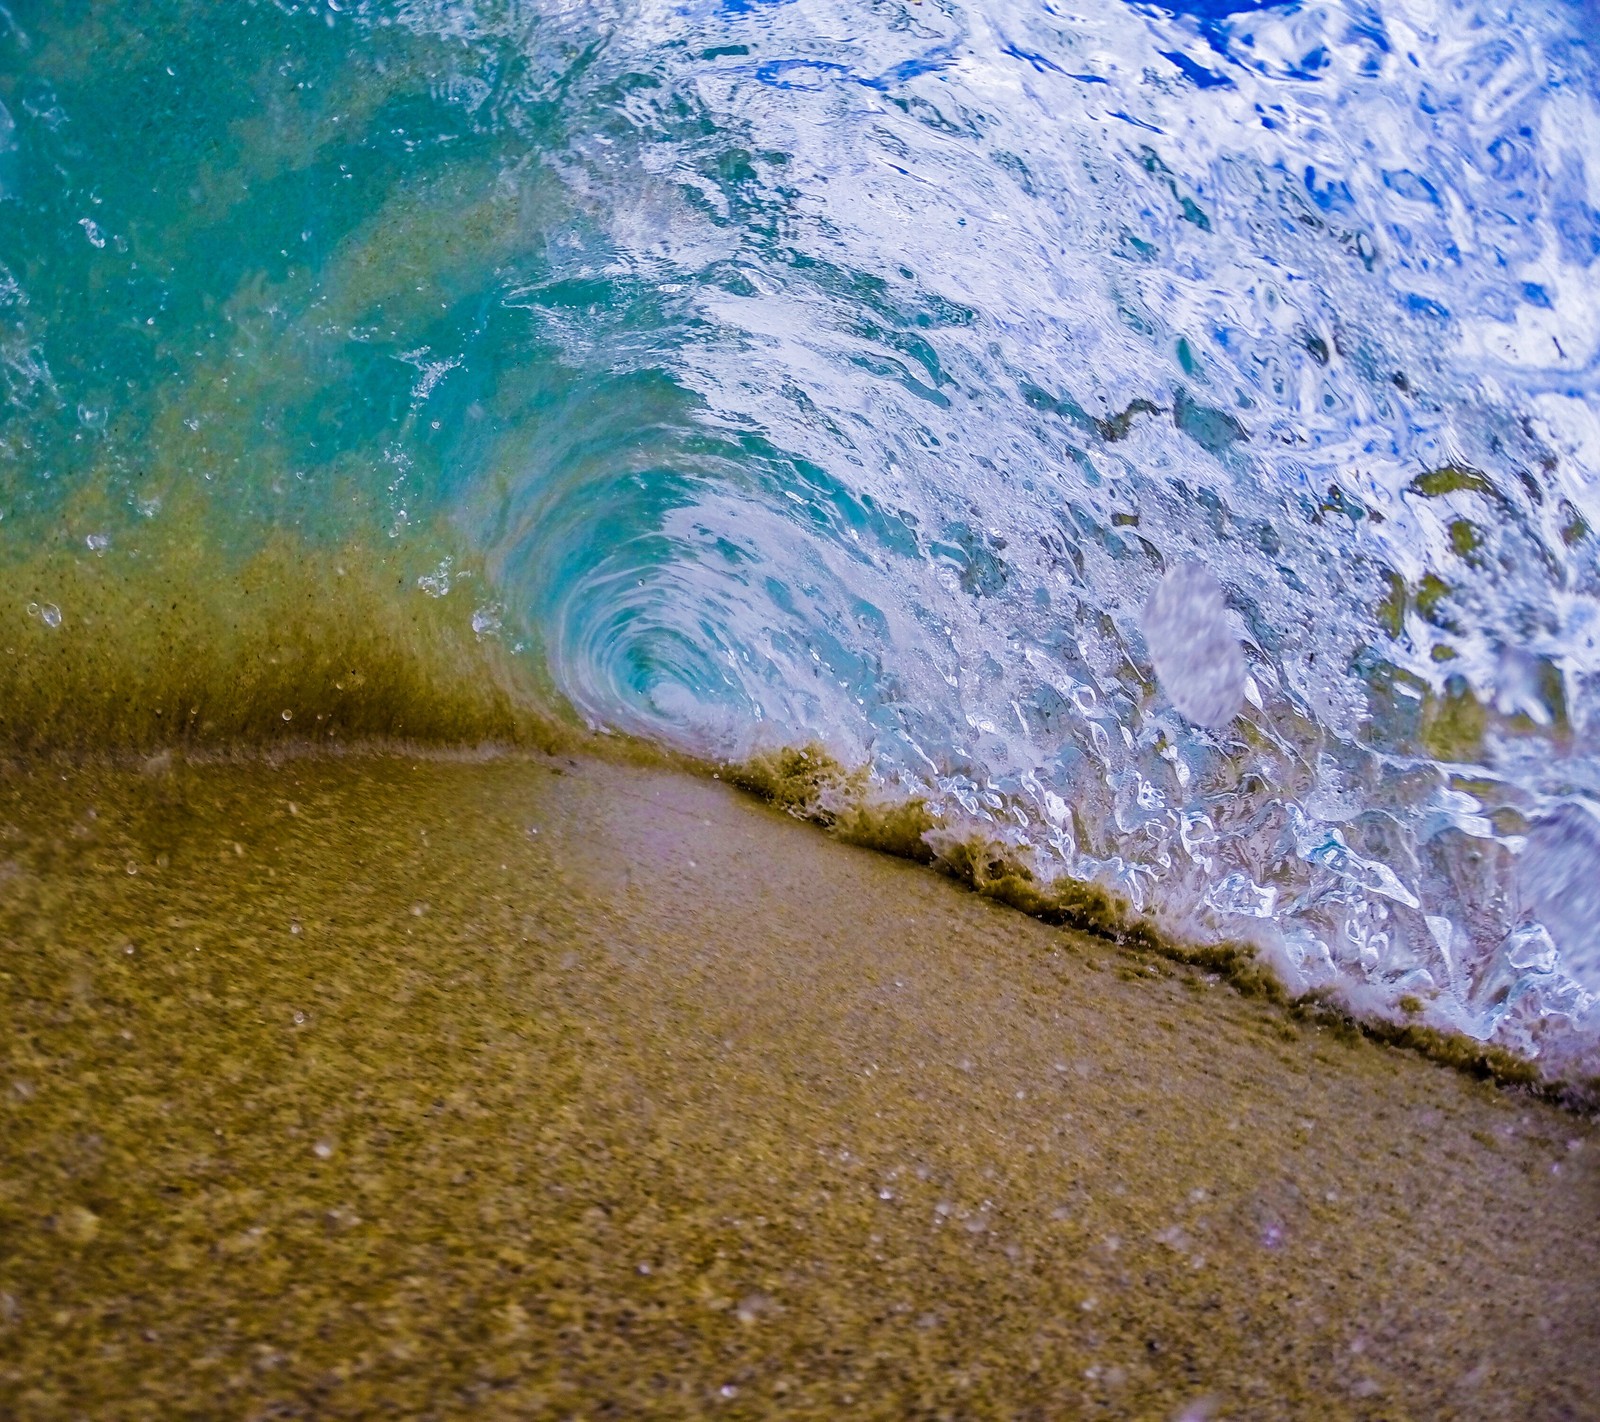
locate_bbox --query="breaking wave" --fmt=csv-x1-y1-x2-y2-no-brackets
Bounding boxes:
3,0,1599,1069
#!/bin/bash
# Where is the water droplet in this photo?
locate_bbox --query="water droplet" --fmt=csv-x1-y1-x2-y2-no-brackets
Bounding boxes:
1521,804,1600,992
1142,561,1245,728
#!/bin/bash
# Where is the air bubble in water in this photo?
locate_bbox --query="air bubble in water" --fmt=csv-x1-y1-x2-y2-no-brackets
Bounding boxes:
1142,562,1245,729
417,556,452,596
1205,871,1276,918
471,603,503,639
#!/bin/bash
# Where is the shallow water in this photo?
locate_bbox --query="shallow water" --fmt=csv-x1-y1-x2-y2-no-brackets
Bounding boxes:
0,750,1595,1418
2,0,1598,1064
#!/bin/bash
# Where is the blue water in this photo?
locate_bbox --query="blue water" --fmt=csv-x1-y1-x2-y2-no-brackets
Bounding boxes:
3,0,1599,1067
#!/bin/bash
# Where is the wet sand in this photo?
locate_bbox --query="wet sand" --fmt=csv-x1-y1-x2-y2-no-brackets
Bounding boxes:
0,749,1595,1420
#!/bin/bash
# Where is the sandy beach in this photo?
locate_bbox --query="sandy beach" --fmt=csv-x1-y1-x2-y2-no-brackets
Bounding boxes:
0,749,1595,1420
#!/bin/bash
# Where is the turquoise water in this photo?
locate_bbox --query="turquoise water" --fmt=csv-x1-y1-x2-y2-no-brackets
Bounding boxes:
2,0,1598,1067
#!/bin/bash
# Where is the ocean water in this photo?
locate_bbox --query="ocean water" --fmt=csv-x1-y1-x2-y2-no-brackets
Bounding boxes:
2,0,1598,1069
